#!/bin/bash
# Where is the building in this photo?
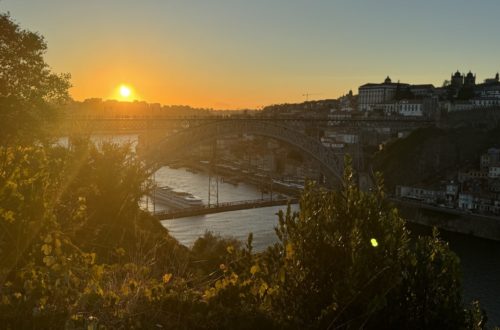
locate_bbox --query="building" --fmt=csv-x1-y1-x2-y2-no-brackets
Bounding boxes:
481,148,500,170
489,166,500,178
451,71,464,89
458,193,474,210
358,76,409,111
409,84,435,98
483,73,499,85
464,71,476,87
396,185,446,204
383,100,424,117
458,169,488,183
338,90,356,112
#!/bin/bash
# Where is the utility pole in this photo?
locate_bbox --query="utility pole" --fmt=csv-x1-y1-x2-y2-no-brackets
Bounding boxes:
302,92,322,102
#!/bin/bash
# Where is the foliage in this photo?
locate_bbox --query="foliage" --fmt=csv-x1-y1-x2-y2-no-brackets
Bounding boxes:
0,142,191,328
0,13,71,145
203,159,486,329
190,231,241,280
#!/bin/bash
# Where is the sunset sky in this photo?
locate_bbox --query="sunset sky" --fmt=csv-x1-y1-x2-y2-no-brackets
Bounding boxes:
4,0,500,109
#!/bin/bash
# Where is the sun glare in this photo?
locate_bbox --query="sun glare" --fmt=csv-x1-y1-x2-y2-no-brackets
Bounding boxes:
119,85,132,98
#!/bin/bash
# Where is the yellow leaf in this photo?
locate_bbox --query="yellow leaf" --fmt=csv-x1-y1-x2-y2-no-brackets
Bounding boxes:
84,253,96,265
43,256,55,267
2,296,10,305
144,288,152,300
162,273,172,284
2,210,15,223
285,243,294,260
121,285,130,296
226,245,234,254
92,265,104,279
250,264,260,276
230,272,239,285
259,282,269,297
279,269,286,283
41,244,52,256
115,247,126,257
203,288,216,300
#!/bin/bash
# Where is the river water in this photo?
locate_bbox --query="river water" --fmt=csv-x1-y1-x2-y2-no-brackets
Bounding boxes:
157,166,500,326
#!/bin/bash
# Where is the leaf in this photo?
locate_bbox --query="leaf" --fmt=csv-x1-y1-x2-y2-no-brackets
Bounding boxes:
41,244,52,256
2,210,15,223
279,269,286,283
250,264,260,276
43,256,55,267
259,282,269,297
162,273,172,284
285,243,294,260
230,272,239,285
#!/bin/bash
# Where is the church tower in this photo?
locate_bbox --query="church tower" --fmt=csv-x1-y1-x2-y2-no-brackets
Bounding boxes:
451,71,463,88
464,71,476,87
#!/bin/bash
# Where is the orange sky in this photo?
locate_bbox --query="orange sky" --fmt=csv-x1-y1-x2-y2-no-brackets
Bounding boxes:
5,1,500,109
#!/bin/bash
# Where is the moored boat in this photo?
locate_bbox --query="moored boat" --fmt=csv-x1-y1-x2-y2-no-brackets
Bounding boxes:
152,186,203,209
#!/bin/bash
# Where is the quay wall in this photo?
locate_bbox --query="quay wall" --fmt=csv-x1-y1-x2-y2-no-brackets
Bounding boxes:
393,199,500,241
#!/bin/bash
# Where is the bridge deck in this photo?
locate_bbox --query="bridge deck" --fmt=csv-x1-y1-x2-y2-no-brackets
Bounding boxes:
154,198,298,220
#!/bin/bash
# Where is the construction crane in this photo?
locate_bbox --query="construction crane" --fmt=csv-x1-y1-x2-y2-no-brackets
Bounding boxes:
302,92,322,102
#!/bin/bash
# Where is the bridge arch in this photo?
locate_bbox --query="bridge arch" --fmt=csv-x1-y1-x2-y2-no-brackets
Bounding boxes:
144,119,343,183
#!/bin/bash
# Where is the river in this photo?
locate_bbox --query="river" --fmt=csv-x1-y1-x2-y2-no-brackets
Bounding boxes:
157,166,500,326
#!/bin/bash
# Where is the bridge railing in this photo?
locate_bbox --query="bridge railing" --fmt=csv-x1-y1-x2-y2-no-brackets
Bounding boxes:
152,198,295,216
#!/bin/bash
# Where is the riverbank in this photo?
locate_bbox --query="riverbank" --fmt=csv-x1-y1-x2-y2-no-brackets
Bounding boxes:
166,159,303,197
393,198,500,241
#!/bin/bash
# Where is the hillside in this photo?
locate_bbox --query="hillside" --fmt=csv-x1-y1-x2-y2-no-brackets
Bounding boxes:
372,126,500,191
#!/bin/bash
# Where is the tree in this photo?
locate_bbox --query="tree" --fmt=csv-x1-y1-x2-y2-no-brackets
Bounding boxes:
0,13,71,144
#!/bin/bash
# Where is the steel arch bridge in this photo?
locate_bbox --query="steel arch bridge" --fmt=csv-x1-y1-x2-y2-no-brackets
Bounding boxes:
143,119,344,183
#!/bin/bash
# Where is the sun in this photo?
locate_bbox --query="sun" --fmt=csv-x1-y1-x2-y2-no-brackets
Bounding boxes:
119,85,132,98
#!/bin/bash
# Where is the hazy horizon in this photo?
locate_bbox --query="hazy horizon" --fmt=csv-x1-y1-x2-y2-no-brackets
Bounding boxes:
4,0,500,109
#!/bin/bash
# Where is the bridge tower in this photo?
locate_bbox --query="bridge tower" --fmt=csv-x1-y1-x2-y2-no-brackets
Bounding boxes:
208,138,219,206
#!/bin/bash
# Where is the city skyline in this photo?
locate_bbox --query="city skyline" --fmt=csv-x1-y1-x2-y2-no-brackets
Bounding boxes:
3,0,500,109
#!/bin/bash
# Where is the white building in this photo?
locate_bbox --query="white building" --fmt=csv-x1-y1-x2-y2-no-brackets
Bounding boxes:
399,100,423,116
458,193,474,210
447,98,500,112
480,148,500,170
358,76,409,111
383,100,424,117
489,166,500,178
396,185,445,203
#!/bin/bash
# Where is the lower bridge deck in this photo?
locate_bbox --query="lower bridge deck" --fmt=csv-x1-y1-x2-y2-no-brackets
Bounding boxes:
154,198,298,220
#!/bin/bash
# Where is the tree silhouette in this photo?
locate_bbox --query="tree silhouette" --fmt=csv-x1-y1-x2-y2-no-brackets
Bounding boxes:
0,13,71,144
